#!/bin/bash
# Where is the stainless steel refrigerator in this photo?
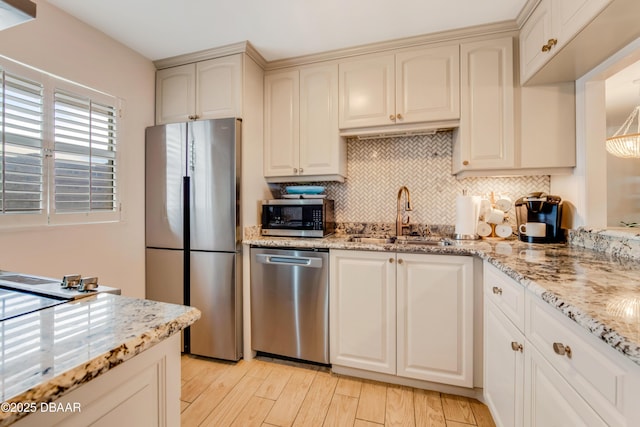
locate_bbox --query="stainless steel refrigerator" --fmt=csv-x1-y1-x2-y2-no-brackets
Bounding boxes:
145,118,242,361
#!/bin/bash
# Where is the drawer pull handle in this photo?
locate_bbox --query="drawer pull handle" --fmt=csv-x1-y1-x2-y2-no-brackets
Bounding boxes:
553,342,572,358
492,286,503,295
511,342,523,352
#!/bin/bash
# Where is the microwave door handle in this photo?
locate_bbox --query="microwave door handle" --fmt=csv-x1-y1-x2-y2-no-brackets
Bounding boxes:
255,254,323,268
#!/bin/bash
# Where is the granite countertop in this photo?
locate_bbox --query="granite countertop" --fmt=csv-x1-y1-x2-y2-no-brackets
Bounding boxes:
0,293,200,426
245,233,640,367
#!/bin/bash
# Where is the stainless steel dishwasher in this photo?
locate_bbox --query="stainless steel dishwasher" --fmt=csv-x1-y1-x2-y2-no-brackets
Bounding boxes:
250,247,329,364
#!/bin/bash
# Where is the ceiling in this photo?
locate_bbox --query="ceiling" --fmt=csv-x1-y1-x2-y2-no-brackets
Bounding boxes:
47,0,527,62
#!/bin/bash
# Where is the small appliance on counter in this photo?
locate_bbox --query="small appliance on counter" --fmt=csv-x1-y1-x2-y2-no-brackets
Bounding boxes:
515,192,564,243
261,188,335,237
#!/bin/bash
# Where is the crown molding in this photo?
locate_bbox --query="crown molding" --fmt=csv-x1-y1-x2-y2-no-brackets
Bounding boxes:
152,19,522,71
515,0,541,29
264,20,519,70
153,40,267,70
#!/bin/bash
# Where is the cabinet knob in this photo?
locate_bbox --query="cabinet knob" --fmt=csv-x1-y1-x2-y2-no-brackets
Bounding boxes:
396,113,403,120
389,114,396,121
188,115,196,120
299,167,304,174
389,258,394,263
552,342,572,358
293,168,298,174
541,38,558,52
511,342,523,352
492,286,503,295
397,259,403,265
463,160,469,166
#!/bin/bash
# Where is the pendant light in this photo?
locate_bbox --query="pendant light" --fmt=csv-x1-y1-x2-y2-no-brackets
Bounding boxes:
606,78,640,159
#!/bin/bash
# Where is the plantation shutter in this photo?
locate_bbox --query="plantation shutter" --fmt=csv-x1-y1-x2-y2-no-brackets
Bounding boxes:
0,70,44,214
53,91,117,213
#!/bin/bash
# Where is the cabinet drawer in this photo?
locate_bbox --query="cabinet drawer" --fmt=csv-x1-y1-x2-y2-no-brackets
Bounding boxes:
526,293,629,426
483,262,525,332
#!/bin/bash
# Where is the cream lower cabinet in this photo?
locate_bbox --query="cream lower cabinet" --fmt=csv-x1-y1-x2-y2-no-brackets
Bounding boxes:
330,250,474,387
484,300,525,427
15,334,181,427
329,250,396,374
484,262,640,426
524,345,607,427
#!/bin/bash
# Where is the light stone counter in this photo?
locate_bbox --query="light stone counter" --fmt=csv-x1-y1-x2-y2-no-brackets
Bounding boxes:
245,231,640,367
0,293,200,426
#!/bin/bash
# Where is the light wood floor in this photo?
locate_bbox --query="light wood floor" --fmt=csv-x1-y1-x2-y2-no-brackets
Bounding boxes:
180,354,496,427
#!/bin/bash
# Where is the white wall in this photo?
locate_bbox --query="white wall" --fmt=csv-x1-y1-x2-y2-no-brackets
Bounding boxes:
0,1,155,297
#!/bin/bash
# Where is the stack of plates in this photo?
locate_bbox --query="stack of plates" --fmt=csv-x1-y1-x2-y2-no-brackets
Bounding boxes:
283,186,326,199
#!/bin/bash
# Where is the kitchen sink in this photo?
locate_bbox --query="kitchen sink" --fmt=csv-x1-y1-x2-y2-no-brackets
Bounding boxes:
346,235,451,246
347,235,396,244
395,237,452,246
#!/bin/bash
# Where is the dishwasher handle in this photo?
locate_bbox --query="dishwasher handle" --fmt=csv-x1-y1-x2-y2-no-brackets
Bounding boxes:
255,253,323,268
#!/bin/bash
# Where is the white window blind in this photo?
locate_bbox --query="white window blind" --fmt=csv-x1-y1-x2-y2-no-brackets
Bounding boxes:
0,70,44,214
53,91,117,213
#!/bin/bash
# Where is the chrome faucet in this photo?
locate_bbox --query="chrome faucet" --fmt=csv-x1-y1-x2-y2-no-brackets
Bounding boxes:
396,186,412,237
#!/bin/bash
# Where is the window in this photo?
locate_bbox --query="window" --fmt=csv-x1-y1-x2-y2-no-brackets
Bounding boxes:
0,71,44,216
53,91,117,214
0,57,120,227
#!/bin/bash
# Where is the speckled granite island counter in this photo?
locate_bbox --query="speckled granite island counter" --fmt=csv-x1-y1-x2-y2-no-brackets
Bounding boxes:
245,229,640,367
0,293,200,426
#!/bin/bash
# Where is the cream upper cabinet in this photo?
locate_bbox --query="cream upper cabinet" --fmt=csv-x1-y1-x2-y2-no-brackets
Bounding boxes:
299,64,344,177
331,250,474,388
329,249,396,374
156,54,242,124
454,37,515,173
339,54,395,128
339,45,460,129
155,63,196,124
196,55,243,120
520,0,611,83
396,253,474,388
264,64,346,182
395,46,460,123
264,70,299,178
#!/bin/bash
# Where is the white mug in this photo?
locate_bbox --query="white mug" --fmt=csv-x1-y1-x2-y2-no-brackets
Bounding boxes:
519,222,546,237
485,208,505,224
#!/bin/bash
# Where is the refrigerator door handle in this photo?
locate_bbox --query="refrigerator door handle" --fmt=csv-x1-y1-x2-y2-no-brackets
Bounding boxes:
255,254,323,268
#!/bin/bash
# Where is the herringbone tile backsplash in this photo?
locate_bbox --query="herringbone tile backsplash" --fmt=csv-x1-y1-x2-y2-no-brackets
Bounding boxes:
280,131,550,225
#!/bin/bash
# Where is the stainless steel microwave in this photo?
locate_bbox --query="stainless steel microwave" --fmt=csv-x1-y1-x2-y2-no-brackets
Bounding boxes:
261,199,335,237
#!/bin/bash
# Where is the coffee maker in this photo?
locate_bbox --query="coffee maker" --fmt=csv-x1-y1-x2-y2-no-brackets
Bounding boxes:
515,192,564,243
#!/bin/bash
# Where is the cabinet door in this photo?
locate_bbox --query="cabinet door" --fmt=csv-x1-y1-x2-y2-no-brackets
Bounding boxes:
299,64,344,177
196,54,242,120
330,250,396,374
395,45,460,123
156,63,196,124
524,346,607,427
396,254,474,387
339,54,395,128
455,37,515,173
520,0,553,83
264,70,299,177
484,300,524,427
552,0,611,52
